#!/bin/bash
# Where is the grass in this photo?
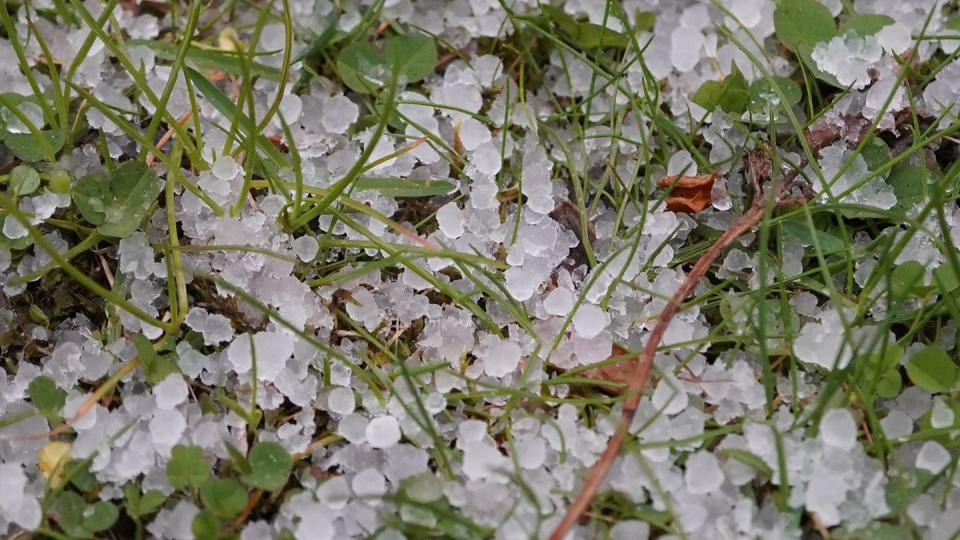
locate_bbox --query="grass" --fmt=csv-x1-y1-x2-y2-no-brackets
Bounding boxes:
1,0,959,538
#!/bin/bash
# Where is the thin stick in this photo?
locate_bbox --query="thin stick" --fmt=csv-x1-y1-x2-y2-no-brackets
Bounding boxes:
146,112,193,167
550,151,807,539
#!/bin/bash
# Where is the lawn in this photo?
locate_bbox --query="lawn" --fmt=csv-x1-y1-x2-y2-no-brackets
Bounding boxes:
1,0,959,539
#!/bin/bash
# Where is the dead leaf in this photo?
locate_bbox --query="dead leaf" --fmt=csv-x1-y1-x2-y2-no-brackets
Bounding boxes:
579,344,640,395
656,172,718,213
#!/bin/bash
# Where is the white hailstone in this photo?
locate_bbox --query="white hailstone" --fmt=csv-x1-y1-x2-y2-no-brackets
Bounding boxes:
0,465,41,529
62,393,98,430
610,520,650,540
805,471,846,527
1,102,43,133
327,387,356,415
153,374,188,410
436,202,464,239
462,443,507,481
318,476,352,510
365,415,402,449
322,95,359,134
471,141,502,176
458,419,487,443
880,410,913,439
254,331,296,382
793,310,853,371
2,215,28,239
345,288,379,329
293,235,319,262
877,22,912,54
684,450,725,494
149,408,186,447
819,408,857,450
516,437,546,470
482,340,522,378
572,304,608,339
212,155,241,180
916,441,950,473
338,413,369,444
667,149,697,176
651,378,689,415
279,93,302,123
227,335,253,374
670,27,704,72
351,468,387,499
505,267,538,301
294,509,333,540
930,397,955,429
459,118,491,151
543,287,574,316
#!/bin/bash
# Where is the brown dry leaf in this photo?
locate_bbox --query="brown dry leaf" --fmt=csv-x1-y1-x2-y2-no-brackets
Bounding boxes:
656,172,718,213
579,344,639,395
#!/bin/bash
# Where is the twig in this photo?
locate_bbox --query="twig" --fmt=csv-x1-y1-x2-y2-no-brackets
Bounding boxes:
146,112,193,167
549,150,811,539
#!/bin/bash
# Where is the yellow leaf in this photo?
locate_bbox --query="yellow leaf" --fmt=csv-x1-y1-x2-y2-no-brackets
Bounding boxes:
39,441,72,488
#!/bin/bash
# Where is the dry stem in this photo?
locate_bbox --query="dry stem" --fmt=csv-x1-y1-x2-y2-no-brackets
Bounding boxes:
549,150,810,539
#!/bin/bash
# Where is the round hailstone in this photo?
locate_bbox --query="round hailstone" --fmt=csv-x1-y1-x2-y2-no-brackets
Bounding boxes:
572,303,608,339
516,437,546,470
294,510,333,540
62,394,98,430
351,468,387,498
327,387,356,415
293,235,319,262
153,374,188,410
610,520,650,540
819,408,857,450
916,441,950,473
684,450,724,494
321,95,359,134
930,397,955,429
543,287,574,316
436,202,464,239
338,413,368,444
880,410,913,439
458,117,491,151
483,340,522,378
211,155,241,180
317,476,352,510
471,141,502,176
365,415,401,449
278,93,302,123
149,408,186,447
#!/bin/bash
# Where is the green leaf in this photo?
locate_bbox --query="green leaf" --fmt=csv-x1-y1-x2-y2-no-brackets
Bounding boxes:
718,448,773,476
905,345,958,393
354,177,456,197
876,369,902,399
56,491,87,525
292,13,341,65
886,469,934,513
185,67,286,172
779,220,846,253
885,166,928,209
890,260,924,299
83,501,119,532
242,441,293,491
2,129,65,162
692,66,749,114
774,0,836,51
128,39,282,81
860,137,891,170
28,375,66,415
933,263,960,293
541,5,629,48
66,459,98,491
167,445,211,490
10,165,41,196
748,76,801,117
125,483,167,518
74,161,162,238
200,478,248,518
634,10,656,32
840,14,895,37
192,510,222,540
385,33,437,85
337,41,389,94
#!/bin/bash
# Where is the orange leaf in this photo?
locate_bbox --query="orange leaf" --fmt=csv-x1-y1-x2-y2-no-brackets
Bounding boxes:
579,344,639,395
656,172,718,213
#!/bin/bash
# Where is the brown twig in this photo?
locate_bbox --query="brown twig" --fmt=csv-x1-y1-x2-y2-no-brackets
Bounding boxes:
549,150,811,539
